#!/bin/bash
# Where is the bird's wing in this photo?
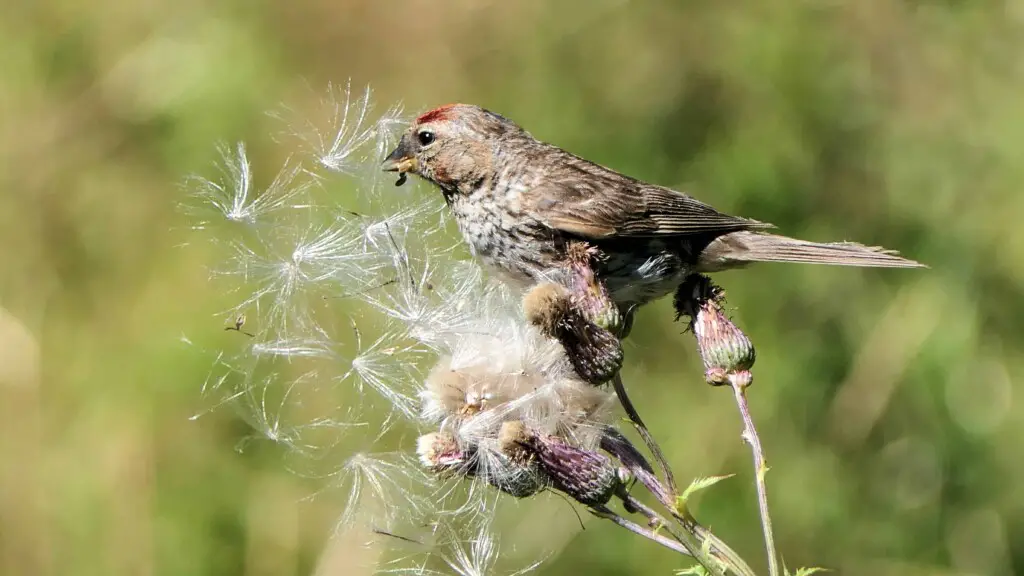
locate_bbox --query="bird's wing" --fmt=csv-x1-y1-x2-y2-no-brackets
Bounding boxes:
527,149,773,239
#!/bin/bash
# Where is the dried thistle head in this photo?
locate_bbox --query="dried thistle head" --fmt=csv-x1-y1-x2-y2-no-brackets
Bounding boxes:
523,282,623,385
519,242,627,385
415,301,618,507
417,430,546,499
522,282,571,337
497,420,534,465
674,274,755,385
417,431,467,471
472,438,547,499
421,356,541,422
500,420,627,507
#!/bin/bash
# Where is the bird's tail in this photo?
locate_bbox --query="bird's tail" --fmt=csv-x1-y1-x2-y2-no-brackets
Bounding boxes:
696,231,925,272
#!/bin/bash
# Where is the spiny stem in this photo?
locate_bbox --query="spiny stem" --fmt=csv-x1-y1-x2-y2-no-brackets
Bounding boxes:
626,489,756,576
668,508,758,576
619,493,728,576
611,373,679,495
591,505,693,557
729,371,779,576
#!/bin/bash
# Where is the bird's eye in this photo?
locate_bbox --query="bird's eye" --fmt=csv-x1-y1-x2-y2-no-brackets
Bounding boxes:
417,130,436,146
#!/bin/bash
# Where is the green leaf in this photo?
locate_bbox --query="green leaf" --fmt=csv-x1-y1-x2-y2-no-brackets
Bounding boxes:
674,474,735,515
784,567,829,576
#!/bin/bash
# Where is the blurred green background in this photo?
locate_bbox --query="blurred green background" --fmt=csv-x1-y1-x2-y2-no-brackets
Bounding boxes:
3,1,1023,574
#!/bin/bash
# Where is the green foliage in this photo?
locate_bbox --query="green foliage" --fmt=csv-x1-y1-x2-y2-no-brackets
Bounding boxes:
783,567,829,576
676,474,735,517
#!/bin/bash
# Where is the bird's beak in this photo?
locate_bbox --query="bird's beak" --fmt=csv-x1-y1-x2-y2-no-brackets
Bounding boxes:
381,142,417,174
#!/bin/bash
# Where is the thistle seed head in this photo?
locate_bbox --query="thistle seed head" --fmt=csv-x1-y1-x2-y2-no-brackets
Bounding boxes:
418,430,547,499
501,421,626,507
497,420,533,463
421,356,540,422
417,431,467,470
473,439,547,499
523,282,623,385
522,282,571,337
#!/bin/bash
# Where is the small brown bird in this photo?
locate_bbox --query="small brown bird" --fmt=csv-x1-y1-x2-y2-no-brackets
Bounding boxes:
382,104,923,312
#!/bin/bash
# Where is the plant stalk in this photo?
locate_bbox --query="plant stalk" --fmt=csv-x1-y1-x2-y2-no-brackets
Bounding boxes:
729,371,778,576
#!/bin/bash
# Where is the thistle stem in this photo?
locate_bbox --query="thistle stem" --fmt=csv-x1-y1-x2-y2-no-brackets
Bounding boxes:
729,371,779,576
611,373,678,495
668,508,759,576
619,493,727,576
591,505,693,557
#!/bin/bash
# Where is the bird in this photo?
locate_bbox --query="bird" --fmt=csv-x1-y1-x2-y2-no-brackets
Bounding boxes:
382,103,923,313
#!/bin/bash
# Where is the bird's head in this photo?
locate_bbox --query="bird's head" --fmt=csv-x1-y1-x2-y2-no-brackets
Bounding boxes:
382,104,523,194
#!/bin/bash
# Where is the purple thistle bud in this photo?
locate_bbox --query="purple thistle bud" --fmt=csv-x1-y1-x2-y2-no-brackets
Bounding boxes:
500,421,627,507
674,275,755,385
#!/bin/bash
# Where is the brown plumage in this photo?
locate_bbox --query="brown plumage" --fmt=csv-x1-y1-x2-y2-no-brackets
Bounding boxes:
382,103,923,311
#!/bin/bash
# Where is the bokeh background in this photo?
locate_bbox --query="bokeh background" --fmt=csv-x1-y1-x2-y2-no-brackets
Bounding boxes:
3,1,1024,574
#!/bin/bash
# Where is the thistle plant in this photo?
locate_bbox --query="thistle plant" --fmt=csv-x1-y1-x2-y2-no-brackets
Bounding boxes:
675,275,775,576
182,82,817,575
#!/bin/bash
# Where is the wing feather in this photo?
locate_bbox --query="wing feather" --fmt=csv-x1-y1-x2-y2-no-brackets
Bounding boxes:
526,147,773,239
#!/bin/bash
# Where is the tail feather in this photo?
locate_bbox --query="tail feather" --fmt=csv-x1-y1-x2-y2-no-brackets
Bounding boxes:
696,231,925,272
